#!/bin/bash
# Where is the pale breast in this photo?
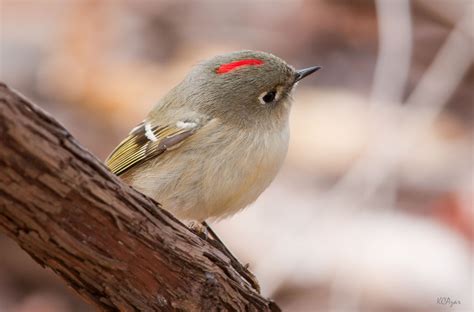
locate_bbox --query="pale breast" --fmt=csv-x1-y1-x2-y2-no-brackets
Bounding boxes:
201,126,289,220
130,121,289,222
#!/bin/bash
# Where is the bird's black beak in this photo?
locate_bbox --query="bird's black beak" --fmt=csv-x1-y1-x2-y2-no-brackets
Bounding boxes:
294,66,321,82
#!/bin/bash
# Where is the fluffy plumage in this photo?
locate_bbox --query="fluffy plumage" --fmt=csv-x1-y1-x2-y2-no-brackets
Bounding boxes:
106,50,318,221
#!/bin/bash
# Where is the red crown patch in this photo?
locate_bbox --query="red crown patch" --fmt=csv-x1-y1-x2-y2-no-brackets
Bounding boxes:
216,59,264,74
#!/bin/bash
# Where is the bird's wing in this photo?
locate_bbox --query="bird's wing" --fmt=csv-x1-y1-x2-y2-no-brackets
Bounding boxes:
105,120,198,176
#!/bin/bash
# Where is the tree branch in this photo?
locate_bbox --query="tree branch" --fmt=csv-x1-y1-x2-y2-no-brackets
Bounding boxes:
0,83,280,312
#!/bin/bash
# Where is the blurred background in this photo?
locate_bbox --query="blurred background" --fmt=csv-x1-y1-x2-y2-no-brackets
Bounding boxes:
0,0,472,311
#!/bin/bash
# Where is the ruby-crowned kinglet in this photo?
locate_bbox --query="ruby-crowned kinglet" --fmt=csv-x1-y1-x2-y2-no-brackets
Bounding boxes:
106,50,320,222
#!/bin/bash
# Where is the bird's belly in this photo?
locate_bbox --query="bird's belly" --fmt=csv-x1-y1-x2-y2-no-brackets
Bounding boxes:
202,148,285,220
130,127,289,221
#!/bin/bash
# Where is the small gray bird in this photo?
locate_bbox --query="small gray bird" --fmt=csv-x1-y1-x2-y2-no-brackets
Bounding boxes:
106,50,319,222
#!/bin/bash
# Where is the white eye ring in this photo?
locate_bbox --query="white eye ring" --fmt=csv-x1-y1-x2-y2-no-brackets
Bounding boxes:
259,89,280,105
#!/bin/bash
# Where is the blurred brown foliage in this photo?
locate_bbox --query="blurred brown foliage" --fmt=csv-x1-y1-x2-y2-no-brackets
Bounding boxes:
1,0,472,311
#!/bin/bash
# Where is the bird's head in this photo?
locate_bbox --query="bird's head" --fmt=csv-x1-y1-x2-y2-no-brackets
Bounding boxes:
170,50,320,129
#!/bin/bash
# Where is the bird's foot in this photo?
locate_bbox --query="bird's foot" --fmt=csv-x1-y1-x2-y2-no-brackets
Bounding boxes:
187,221,261,292
187,221,209,240
201,221,261,292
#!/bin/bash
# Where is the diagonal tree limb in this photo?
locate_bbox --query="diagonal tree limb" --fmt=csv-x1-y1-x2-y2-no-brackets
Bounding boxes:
0,83,280,312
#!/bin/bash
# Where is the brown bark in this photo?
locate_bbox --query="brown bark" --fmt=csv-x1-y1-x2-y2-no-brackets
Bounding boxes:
0,83,280,312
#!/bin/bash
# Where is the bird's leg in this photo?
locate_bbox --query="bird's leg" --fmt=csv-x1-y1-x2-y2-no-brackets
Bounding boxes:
201,221,261,292
201,221,234,257
187,221,208,239
187,221,260,291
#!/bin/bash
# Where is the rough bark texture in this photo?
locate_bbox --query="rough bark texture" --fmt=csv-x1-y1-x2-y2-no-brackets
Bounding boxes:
0,83,280,312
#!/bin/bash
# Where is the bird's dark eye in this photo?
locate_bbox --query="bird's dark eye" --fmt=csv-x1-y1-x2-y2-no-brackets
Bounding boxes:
262,90,276,103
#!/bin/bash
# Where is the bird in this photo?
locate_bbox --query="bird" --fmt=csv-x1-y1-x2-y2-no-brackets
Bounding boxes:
106,50,320,223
